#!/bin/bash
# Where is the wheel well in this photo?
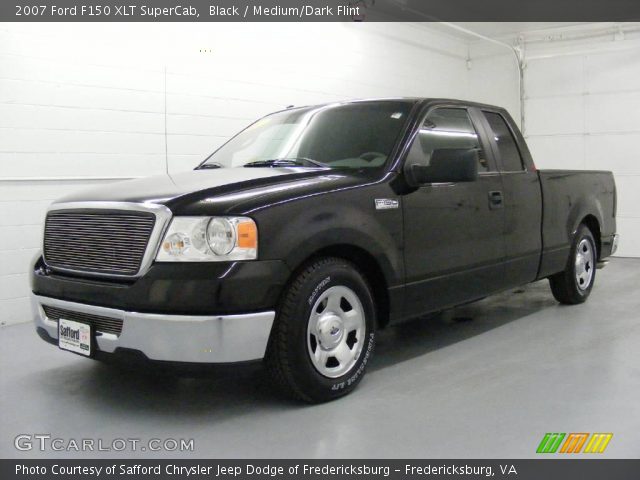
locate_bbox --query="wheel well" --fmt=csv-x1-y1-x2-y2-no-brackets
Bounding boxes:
291,245,391,329
581,215,601,259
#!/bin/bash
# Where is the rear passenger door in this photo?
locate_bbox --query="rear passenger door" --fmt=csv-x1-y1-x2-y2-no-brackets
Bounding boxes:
401,106,508,319
478,109,542,287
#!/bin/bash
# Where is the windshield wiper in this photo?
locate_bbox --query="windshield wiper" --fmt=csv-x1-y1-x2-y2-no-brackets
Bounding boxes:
195,162,223,170
243,158,329,168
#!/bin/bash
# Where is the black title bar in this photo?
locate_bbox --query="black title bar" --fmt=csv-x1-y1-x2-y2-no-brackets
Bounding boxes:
2,0,640,22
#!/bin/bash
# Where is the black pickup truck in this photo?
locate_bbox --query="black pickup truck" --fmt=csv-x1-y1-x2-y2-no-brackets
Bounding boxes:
31,98,618,402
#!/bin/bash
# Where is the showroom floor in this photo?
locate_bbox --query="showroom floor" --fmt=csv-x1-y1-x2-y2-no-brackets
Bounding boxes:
1,258,638,459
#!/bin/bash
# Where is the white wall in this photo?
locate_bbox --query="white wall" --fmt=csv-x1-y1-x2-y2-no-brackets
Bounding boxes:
467,44,522,128
0,22,520,326
522,28,640,257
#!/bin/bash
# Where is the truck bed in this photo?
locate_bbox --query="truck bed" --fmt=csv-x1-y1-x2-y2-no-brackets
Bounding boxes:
537,169,617,278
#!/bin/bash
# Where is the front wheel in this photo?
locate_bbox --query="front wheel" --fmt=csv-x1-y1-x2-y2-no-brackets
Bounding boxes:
266,257,376,403
549,224,597,304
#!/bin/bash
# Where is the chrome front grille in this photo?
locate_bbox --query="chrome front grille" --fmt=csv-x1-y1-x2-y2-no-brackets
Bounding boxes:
43,305,123,336
44,209,156,276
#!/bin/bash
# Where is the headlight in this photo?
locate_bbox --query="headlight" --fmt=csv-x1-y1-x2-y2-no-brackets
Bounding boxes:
156,216,257,262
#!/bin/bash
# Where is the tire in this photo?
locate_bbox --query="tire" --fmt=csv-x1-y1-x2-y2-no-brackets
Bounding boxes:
549,224,597,305
266,257,376,403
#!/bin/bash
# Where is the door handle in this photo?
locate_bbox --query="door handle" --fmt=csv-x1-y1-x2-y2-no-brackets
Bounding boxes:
489,190,503,209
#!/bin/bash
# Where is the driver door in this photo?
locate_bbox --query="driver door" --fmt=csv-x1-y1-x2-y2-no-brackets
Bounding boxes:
402,107,507,319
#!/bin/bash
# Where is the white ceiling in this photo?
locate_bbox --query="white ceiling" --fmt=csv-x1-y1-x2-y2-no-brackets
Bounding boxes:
429,22,596,42
452,22,590,38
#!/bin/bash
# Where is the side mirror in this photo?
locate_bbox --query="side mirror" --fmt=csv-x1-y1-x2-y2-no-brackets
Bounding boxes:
410,148,479,184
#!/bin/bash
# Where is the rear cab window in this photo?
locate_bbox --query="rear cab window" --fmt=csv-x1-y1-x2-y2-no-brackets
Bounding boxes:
482,111,525,172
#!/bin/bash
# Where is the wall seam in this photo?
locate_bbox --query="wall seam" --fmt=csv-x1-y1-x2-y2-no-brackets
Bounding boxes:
164,65,169,175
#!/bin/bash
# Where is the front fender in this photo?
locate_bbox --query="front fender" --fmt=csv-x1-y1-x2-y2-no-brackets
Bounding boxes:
255,194,404,288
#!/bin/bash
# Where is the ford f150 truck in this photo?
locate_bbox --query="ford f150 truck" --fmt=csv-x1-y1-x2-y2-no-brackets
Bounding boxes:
31,98,618,402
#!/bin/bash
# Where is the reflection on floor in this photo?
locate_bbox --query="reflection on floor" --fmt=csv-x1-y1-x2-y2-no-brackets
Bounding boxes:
1,258,639,458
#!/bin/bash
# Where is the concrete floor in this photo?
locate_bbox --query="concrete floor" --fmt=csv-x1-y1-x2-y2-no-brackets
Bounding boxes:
1,258,639,459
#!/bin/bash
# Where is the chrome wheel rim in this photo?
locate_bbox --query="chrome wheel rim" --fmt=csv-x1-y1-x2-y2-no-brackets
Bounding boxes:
575,238,594,291
307,285,365,378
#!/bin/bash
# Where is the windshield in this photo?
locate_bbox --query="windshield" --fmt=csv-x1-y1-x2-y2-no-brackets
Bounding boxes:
199,101,413,170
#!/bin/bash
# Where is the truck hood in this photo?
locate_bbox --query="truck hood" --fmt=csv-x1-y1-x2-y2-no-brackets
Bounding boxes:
54,167,368,214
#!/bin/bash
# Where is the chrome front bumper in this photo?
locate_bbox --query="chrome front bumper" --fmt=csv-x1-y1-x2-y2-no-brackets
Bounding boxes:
32,294,275,363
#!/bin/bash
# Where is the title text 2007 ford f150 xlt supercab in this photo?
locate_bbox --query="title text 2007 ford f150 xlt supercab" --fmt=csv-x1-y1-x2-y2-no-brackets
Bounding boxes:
31,98,618,402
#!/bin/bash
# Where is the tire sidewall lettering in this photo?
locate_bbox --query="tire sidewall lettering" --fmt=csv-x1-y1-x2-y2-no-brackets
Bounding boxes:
308,276,331,306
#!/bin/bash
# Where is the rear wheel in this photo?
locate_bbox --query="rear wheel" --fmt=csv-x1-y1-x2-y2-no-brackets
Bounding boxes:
266,257,376,403
549,224,597,304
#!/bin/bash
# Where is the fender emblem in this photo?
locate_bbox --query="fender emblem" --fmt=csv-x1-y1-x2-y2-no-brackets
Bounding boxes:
375,198,399,210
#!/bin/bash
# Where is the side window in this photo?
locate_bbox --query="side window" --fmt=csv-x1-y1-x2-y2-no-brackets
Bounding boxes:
482,111,524,172
406,108,489,172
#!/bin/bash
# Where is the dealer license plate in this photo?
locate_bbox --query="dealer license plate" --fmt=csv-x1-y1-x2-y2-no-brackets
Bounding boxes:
58,318,92,356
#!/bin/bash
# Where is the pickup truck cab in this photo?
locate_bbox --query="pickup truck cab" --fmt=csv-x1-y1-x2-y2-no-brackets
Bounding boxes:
31,98,618,402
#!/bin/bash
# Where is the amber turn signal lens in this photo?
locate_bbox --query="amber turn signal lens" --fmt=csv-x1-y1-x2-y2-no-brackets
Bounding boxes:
237,220,258,249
